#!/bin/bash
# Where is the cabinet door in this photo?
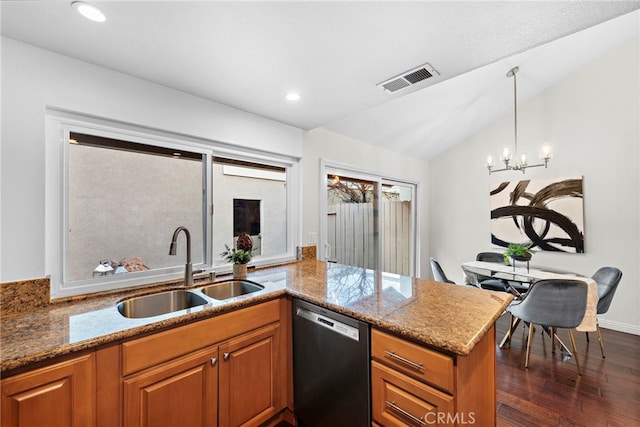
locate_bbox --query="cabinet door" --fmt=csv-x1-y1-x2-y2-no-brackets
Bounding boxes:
219,323,281,427
123,346,218,427
1,352,95,427
372,361,455,427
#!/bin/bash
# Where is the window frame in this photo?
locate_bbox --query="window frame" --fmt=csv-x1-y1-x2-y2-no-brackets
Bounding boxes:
46,109,299,298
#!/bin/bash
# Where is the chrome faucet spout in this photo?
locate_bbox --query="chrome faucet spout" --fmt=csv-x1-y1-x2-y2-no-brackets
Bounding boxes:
169,226,193,286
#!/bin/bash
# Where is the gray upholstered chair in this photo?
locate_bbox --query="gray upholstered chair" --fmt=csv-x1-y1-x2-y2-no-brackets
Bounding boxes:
429,257,455,284
475,252,528,296
588,267,623,358
506,279,588,374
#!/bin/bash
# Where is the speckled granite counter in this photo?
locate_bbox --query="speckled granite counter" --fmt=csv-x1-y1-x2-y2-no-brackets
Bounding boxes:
1,260,512,374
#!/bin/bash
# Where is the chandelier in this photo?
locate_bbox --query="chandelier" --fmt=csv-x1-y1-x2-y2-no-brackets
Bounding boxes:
486,66,553,174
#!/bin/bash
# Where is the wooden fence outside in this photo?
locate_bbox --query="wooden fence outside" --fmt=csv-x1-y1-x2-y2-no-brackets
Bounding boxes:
327,200,411,275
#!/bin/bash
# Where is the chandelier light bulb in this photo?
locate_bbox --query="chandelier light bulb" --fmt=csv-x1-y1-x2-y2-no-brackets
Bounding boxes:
519,152,528,166
500,146,512,162
540,143,553,160
486,154,495,168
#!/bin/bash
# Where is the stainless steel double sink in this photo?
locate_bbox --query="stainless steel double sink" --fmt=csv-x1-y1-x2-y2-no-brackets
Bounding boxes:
116,280,264,319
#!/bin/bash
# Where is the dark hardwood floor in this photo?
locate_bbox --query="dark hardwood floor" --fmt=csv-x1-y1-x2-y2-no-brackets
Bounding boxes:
495,314,640,427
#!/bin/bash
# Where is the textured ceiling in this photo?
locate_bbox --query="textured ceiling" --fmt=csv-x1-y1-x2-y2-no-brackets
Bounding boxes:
2,1,639,160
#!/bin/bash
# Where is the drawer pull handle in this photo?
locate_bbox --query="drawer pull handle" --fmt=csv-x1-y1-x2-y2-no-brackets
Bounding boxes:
223,352,230,361
384,350,424,371
211,357,217,366
386,400,427,425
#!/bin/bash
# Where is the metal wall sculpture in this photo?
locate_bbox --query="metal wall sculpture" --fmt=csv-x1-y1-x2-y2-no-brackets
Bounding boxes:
490,176,584,253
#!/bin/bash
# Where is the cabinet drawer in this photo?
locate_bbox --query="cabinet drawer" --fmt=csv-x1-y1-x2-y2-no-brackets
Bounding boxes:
372,361,454,427
372,329,454,393
122,299,280,376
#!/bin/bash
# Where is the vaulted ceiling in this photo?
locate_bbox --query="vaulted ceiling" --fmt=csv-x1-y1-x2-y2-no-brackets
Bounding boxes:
2,1,638,159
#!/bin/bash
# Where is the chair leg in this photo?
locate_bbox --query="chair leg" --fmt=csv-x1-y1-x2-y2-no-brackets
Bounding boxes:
525,324,535,368
500,314,520,348
568,329,581,375
596,323,606,358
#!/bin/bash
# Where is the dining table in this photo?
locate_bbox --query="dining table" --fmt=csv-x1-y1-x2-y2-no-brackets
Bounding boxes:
461,260,599,355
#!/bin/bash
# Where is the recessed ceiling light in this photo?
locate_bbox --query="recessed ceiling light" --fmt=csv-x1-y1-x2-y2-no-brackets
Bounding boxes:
72,1,106,22
286,93,300,101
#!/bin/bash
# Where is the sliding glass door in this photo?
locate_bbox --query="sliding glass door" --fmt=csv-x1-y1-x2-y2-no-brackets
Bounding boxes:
322,163,417,276
326,173,378,269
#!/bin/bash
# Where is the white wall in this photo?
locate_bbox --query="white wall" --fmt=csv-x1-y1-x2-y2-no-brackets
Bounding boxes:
302,128,430,277
0,37,303,282
429,37,640,334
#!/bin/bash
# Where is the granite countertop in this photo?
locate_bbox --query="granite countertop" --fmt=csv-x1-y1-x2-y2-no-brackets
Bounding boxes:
1,260,512,374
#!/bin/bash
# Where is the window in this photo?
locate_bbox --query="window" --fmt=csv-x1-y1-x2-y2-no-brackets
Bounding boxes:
212,157,288,265
46,110,298,297
67,132,205,283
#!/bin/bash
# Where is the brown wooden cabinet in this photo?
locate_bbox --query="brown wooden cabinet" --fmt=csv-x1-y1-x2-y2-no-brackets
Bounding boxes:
118,298,285,427
2,295,495,427
1,298,288,427
123,346,219,427
218,323,281,426
372,361,455,427
371,326,496,427
1,351,96,427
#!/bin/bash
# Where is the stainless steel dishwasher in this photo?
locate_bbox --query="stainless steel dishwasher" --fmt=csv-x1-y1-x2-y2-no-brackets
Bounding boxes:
292,298,371,427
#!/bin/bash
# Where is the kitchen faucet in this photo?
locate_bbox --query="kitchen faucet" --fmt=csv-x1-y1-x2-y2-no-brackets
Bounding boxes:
168,226,193,286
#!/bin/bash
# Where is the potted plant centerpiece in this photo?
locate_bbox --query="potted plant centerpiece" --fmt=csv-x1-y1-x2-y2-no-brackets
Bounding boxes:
503,243,533,269
221,232,253,279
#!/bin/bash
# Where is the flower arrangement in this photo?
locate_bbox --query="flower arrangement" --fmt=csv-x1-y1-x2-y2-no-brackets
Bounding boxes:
220,232,254,265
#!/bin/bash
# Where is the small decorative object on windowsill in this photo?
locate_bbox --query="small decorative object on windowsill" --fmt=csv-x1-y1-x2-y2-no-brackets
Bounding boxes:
93,260,113,277
114,262,128,274
221,232,253,279
503,243,533,272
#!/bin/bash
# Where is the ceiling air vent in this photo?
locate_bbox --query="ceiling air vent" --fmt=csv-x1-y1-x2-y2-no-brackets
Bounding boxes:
378,63,439,93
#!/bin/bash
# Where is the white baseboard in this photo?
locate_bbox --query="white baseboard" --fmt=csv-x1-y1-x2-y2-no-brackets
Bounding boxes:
598,318,640,336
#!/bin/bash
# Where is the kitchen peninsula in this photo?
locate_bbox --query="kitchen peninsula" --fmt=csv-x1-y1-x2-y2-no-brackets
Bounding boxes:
1,260,512,426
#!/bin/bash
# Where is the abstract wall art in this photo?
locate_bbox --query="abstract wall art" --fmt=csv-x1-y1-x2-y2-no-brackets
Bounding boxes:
490,176,584,253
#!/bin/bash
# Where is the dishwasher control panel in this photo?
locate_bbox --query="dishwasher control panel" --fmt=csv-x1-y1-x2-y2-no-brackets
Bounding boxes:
296,306,360,341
